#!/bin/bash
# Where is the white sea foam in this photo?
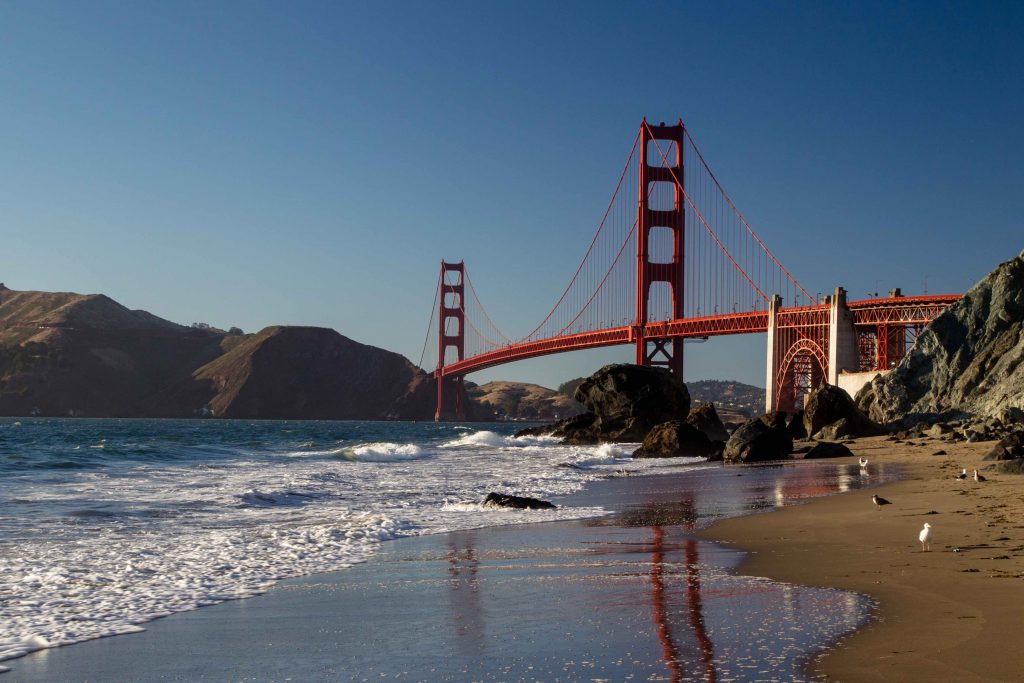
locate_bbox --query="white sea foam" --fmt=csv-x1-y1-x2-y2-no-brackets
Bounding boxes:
0,424,708,671
349,442,426,462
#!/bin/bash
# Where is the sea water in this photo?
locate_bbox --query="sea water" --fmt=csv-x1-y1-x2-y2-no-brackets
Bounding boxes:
0,417,888,679
0,418,703,670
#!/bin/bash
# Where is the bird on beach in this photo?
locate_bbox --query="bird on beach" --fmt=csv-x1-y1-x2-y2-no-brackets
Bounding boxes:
859,457,869,469
955,468,968,480
919,523,932,551
974,469,987,482
872,494,892,510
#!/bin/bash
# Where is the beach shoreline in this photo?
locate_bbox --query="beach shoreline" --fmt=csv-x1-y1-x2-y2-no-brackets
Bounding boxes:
8,455,894,682
701,435,1024,682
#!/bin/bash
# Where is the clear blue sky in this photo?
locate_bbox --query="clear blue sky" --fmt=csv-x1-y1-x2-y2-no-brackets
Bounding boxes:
1,1,1021,389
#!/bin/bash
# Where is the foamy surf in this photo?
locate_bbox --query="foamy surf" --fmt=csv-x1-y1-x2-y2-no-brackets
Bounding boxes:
0,419,710,673
349,442,426,461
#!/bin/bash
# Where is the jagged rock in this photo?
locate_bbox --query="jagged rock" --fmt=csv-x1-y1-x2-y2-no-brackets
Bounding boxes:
574,364,690,425
982,432,1024,460
517,364,689,444
858,253,1024,422
804,385,881,440
804,441,854,458
483,493,556,510
685,403,730,442
927,423,953,437
633,421,719,459
723,412,793,464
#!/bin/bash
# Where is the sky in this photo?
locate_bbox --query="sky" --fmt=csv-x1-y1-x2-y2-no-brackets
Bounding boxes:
1,1,1022,389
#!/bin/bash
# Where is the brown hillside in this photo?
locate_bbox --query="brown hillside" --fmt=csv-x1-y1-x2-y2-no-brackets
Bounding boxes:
469,380,584,421
190,326,423,419
0,286,225,417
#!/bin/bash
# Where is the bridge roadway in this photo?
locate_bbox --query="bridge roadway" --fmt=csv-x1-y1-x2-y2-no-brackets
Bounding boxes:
437,294,960,379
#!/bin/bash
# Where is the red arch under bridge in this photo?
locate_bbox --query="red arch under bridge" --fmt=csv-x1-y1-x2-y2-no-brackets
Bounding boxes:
420,120,959,419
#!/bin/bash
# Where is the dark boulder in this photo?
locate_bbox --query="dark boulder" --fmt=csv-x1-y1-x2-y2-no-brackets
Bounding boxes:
787,410,807,439
685,402,730,442
804,385,881,439
982,432,1024,461
517,364,690,444
516,412,596,439
574,363,690,425
633,421,718,459
723,412,793,464
804,441,854,458
483,493,556,510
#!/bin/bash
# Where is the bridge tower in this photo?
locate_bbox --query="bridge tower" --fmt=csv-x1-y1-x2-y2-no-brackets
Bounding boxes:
435,261,466,421
636,119,686,378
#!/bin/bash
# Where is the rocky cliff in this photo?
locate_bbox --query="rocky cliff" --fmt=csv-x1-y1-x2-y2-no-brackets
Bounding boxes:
858,251,1024,422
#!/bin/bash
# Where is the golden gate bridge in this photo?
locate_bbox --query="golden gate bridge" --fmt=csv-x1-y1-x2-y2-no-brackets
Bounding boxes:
420,120,959,420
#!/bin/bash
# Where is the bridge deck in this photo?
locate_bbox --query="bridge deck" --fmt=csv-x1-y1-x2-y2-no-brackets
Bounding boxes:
437,295,960,378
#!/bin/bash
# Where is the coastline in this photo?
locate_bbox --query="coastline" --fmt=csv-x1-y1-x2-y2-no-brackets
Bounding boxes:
701,435,1024,682
8,456,892,682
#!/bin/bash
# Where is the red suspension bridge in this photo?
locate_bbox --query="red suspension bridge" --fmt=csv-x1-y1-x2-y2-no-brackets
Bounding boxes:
420,120,960,420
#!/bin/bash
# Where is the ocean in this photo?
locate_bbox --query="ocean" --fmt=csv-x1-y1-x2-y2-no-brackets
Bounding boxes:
0,418,892,680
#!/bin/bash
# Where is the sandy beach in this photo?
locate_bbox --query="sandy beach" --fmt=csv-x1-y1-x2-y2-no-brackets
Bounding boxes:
704,435,1024,681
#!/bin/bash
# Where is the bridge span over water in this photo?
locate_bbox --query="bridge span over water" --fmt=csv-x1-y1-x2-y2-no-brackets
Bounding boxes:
420,120,960,419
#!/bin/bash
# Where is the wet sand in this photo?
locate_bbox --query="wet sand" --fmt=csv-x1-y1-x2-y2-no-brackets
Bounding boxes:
8,462,892,682
703,435,1024,681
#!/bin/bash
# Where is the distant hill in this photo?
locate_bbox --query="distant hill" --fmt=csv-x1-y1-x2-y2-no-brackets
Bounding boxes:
687,379,764,418
0,285,434,419
468,381,585,421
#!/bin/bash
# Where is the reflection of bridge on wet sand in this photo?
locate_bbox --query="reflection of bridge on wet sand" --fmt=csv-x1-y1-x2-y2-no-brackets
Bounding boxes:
436,465,876,681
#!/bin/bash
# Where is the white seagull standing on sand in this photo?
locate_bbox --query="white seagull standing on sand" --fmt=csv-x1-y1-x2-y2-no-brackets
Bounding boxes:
974,469,987,482
919,523,933,551
872,494,892,510
859,457,869,469
955,468,968,480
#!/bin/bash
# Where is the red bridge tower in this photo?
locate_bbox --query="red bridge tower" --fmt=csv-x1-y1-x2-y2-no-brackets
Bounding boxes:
435,261,466,421
636,119,686,379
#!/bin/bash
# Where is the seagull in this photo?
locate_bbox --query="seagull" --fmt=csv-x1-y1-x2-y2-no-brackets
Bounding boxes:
859,457,869,469
973,469,987,482
955,468,968,480
872,494,892,510
919,523,932,551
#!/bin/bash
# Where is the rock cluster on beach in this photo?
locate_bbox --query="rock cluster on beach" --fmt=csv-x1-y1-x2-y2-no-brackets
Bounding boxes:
517,364,730,458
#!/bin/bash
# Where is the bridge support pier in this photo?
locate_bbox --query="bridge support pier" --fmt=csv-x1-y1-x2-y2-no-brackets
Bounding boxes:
764,295,782,413
827,287,859,384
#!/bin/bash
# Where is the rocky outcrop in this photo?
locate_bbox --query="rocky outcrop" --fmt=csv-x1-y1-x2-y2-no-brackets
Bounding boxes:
517,364,690,444
723,412,793,464
632,421,719,459
685,402,730,442
858,252,1024,422
483,493,556,510
803,385,881,439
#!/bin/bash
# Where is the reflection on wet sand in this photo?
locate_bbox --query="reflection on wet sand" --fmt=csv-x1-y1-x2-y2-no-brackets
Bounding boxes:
648,494,717,683
446,531,484,654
